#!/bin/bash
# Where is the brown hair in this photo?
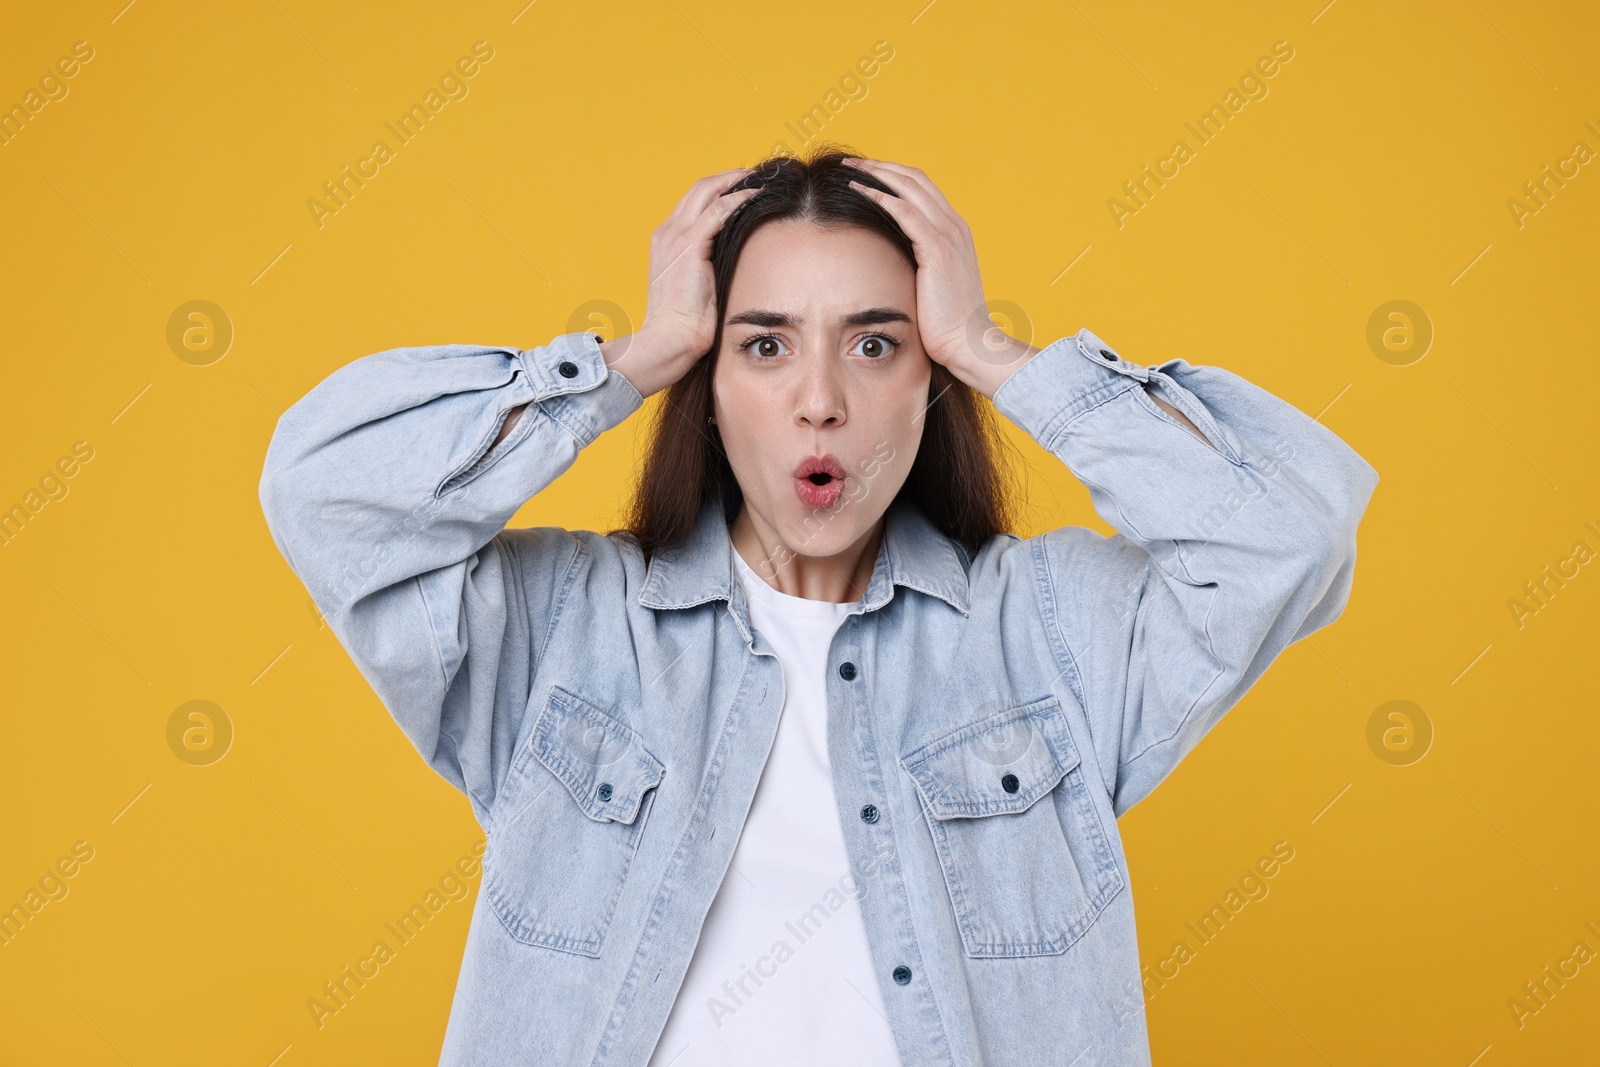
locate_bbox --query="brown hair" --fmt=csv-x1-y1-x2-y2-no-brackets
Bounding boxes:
611,141,1020,563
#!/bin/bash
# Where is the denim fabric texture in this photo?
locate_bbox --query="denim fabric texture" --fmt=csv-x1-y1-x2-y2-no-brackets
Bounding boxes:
258,327,1379,1066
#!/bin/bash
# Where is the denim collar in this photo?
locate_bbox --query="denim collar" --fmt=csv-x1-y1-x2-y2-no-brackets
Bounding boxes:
637,495,971,620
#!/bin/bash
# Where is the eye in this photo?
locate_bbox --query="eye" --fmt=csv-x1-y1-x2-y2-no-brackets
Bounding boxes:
851,333,903,359
738,333,789,360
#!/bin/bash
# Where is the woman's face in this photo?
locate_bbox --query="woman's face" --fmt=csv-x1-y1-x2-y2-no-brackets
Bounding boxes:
712,219,932,569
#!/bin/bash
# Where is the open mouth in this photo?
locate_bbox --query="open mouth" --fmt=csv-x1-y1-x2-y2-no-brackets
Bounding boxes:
793,454,847,510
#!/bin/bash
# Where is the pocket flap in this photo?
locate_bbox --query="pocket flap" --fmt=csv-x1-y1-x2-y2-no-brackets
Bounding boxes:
899,696,1080,820
531,686,665,825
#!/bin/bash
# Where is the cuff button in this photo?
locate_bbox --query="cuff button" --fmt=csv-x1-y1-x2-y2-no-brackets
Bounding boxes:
1098,348,1117,361
558,360,579,378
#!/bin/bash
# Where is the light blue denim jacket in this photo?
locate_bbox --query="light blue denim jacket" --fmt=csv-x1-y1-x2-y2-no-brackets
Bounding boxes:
258,327,1378,1066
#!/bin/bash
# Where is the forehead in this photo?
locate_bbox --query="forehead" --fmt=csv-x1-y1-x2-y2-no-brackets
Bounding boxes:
726,220,914,316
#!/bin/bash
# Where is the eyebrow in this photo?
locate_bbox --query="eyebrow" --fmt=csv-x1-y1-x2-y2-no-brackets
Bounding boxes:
724,307,913,329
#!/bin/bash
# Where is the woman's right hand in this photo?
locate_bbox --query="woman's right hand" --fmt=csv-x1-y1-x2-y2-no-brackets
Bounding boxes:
602,168,762,400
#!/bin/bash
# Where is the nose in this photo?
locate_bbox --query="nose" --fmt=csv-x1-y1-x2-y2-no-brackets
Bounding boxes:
794,344,845,429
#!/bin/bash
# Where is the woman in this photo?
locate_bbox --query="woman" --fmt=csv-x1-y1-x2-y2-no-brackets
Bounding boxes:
259,146,1378,1066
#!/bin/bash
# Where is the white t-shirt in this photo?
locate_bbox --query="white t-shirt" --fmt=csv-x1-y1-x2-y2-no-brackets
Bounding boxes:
646,549,901,1067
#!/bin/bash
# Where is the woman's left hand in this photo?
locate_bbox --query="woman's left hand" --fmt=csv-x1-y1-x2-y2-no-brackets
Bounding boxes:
843,157,1038,400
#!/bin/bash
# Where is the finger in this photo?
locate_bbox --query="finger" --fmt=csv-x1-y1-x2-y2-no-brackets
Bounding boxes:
846,177,965,296
652,186,761,285
693,184,761,237
846,176,953,272
846,177,949,259
846,158,947,209
665,167,755,228
845,158,964,230
667,168,754,227
855,160,964,233
845,174,912,226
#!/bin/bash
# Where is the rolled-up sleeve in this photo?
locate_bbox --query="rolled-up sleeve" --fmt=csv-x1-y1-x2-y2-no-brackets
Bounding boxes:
991,328,1379,817
258,331,643,826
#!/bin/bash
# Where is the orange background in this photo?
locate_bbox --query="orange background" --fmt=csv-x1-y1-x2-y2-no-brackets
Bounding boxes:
1,1,1596,1064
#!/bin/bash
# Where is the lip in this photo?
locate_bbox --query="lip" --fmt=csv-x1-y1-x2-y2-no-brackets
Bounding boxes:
792,453,847,510
792,453,848,481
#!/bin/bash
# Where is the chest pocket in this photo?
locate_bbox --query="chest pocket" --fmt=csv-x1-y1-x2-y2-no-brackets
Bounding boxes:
899,695,1124,958
483,685,665,958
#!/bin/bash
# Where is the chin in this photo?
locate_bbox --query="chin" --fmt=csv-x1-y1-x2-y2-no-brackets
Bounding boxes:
778,499,881,556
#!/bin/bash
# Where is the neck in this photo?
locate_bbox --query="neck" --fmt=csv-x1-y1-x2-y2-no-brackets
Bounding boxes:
728,504,883,603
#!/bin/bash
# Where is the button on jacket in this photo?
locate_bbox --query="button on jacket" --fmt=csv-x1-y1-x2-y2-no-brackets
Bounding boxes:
257,328,1379,1066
